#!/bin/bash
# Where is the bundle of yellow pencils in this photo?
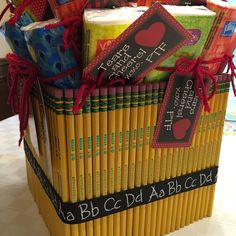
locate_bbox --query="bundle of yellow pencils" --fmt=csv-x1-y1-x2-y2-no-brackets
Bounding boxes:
24,75,231,236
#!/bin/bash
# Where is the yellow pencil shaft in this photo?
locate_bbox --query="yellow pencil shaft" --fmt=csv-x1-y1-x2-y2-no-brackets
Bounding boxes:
170,149,179,232
127,86,138,236
92,90,101,236
165,148,174,234
65,91,78,236
75,99,86,236
121,86,131,236
50,88,70,210
133,86,145,236
114,87,123,236
83,96,94,236
139,85,152,236
158,148,167,236
208,78,230,215
100,88,108,236
148,84,159,236
175,147,184,230
108,88,116,236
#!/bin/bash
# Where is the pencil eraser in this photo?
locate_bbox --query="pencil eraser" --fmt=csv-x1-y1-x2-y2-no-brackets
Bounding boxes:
100,87,108,96
124,85,131,93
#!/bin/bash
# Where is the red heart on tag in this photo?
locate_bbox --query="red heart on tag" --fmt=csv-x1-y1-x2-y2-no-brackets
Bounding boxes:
173,118,191,140
135,22,166,47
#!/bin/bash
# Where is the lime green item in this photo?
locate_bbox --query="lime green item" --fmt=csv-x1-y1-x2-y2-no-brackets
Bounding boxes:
145,5,216,82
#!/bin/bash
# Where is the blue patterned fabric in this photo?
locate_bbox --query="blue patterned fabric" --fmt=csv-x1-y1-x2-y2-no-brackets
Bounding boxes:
0,12,33,61
24,23,81,89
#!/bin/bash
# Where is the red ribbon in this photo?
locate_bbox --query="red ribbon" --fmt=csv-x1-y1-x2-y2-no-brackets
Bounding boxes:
73,71,125,113
45,16,83,64
6,53,81,146
6,53,39,146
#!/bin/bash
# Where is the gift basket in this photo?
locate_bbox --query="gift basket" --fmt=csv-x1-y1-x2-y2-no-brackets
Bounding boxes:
1,0,236,236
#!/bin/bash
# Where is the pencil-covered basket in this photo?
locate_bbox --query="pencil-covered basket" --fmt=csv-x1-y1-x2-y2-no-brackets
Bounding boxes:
1,0,235,236
24,73,230,236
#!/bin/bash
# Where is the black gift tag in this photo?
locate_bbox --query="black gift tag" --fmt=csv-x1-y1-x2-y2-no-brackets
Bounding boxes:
152,72,208,148
84,3,192,83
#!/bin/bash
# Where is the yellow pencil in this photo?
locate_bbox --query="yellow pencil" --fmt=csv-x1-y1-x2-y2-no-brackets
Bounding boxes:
54,87,71,236
170,148,179,232
133,84,146,236
205,80,222,217
64,89,78,236
179,147,190,228
108,87,116,236
139,84,152,236
74,89,86,236
195,109,208,222
114,86,124,236
189,113,203,224
148,83,159,236
208,75,230,215
207,76,223,216
155,81,167,236
165,147,174,234
121,86,131,236
127,85,139,236
100,87,108,236
185,114,201,226
83,92,94,236
200,89,216,219
91,88,101,236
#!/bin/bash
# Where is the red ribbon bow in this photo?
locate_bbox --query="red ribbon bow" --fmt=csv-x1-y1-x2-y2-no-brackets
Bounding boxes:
6,53,39,146
174,57,218,112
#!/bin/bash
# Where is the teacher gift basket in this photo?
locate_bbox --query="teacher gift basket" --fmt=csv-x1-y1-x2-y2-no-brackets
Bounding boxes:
1,0,236,236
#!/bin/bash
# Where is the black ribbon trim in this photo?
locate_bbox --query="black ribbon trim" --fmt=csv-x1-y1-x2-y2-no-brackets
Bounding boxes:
24,141,218,225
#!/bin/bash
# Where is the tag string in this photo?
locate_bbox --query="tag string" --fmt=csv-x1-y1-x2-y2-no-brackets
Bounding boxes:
6,53,81,146
157,55,235,112
176,57,217,112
